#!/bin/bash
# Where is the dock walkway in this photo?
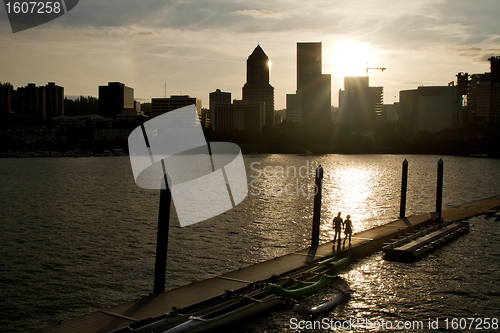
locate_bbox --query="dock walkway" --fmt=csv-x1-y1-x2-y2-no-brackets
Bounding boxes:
34,196,500,333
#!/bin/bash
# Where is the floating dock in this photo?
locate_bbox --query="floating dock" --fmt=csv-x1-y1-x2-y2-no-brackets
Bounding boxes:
33,195,500,333
382,221,470,262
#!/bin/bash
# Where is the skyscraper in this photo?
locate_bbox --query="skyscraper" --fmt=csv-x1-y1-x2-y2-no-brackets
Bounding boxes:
242,45,275,127
45,82,64,119
339,77,383,131
295,42,331,129
297,42,322,91
15,83,45,121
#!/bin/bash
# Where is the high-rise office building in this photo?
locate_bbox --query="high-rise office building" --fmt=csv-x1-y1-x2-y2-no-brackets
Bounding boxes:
301,72,332,128
151,95,202,123
297,42,322,91
489,56,500,131
13,82,64,120
399,85,456,134
339,77,383,131
209,89,231,112
286,93,301,123
467,73,491,125
242,45,275,127
291,42,331,129
208,89,231,130
45,82,64,119
0,83,13,114
211,100,265,133
98,82,134,119
15,83,45,121
381,103,400,128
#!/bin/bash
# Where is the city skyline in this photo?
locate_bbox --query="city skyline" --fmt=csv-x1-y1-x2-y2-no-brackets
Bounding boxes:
1,0,500,109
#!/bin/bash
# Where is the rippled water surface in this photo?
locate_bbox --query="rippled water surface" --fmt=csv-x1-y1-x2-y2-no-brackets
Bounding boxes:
1,154,500,332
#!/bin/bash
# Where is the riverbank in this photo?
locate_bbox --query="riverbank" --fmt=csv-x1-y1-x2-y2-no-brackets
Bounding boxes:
237,139,500,157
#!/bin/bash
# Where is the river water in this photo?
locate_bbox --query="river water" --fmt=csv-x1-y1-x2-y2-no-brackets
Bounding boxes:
1,154,500,332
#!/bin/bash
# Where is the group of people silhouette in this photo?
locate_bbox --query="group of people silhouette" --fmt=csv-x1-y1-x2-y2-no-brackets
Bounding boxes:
332,212,352,247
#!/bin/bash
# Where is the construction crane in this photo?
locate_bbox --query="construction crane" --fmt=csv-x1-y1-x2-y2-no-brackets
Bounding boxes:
366,63,386,76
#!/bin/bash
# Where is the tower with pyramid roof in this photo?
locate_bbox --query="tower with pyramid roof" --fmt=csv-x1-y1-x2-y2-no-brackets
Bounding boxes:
242,45,275,127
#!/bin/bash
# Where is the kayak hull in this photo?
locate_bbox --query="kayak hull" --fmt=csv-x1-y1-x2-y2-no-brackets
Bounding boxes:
162,294,282,333
293,292,351,316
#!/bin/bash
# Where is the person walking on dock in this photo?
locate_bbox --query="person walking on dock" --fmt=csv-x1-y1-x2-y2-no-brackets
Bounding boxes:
333,212,343,245
343,215,353,247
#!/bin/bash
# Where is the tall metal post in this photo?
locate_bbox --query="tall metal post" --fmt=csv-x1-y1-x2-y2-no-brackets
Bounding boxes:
312,165,323,247
153,174,171,294
436,159,444,220
400,159,408,219
489,57,500,135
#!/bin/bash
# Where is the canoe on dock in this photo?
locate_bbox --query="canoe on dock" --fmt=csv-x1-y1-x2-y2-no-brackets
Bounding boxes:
121,285,264,333
161,290,282,333
382,221,470,262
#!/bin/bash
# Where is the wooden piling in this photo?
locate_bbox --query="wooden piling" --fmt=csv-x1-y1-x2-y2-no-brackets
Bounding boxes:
400,159,408,219
154,174,171,294
436,158,444,220
312,165,323,247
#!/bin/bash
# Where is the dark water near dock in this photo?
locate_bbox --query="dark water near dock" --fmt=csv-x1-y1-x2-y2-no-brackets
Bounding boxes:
1,155,500,332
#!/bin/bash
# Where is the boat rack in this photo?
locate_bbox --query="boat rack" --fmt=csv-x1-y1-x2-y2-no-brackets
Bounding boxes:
382,220,470,262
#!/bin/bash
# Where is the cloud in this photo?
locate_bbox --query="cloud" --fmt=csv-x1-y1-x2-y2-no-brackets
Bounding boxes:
232,9,286,19
452,45,500,63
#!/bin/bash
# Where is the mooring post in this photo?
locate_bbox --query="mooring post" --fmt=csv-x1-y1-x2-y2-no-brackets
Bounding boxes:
312,165,323,247
436,158,444,220
153,174,171,294
400,159,408,219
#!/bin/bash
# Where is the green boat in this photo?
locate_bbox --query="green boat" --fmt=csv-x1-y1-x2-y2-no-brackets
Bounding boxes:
268,256,350,297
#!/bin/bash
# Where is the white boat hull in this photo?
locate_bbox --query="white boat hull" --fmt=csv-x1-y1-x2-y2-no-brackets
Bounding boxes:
293,292,350,316
163,295,282,333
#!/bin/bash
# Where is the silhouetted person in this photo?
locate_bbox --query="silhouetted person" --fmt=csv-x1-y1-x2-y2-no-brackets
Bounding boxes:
343,215,353,247
332,212,343,245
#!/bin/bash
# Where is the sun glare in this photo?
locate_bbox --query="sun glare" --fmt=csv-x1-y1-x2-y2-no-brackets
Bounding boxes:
327,39,377,78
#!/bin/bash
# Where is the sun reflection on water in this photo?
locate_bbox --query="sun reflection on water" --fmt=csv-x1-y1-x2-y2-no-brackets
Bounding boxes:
244,155,407,250
321,158,398,234
328,166,373,225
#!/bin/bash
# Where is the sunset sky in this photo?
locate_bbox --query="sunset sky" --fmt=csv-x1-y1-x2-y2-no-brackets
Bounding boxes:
1,0,499,110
